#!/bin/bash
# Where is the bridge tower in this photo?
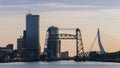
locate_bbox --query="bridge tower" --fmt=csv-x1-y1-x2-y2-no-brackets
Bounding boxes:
43,27,85,61
98,28,105,54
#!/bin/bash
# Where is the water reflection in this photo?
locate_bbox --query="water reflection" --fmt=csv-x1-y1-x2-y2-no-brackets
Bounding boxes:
0,61,119,68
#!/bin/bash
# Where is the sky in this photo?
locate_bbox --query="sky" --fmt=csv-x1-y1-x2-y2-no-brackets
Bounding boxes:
0,0,120,56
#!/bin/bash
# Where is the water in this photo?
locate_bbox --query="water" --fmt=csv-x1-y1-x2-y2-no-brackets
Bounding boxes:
0,61,119,68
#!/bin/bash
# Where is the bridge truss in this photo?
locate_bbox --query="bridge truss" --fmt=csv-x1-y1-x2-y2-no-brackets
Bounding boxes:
44,28,85,61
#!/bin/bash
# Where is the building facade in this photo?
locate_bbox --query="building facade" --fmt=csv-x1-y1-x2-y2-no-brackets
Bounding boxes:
17,37,23,51
0,44,13,53
47,26,61,58
26,14,40,56
60,51,69,59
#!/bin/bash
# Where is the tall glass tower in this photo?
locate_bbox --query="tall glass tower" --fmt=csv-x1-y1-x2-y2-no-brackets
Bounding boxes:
26,13,40,57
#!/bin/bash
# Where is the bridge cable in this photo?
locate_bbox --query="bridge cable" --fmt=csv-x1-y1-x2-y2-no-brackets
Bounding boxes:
89,34,97,52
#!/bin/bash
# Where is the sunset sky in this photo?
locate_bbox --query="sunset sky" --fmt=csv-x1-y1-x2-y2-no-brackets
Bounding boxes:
0,0,120,56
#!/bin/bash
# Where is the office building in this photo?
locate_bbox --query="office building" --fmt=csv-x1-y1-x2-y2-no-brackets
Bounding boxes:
23,30,26,50
26,13,40,56
17,36,23,51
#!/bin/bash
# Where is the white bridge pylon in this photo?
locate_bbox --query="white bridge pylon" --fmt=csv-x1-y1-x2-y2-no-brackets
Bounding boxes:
98,28,105,54
89,28,105,54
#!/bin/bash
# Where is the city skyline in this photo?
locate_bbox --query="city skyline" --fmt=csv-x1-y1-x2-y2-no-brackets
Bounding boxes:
0,0,120,56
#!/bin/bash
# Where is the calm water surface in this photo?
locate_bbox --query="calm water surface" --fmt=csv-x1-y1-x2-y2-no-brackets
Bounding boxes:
0,61,119,68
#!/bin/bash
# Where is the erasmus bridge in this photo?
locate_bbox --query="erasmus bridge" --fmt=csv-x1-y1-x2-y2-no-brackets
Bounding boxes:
84,28,106,59
88,28,105,54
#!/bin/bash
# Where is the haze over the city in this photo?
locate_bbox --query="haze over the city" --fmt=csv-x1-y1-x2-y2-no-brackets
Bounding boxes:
0,0,120,56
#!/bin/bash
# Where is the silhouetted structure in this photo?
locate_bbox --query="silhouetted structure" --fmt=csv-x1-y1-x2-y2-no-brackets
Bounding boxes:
47,26,61,58
23,30,26,50
60,51,69,59
0,44,13,53
17,36,23,51
98,29,105,54
26,13,40,57
43,27,85,61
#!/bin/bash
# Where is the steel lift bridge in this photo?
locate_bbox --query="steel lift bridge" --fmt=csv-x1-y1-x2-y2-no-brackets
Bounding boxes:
43,28,85,61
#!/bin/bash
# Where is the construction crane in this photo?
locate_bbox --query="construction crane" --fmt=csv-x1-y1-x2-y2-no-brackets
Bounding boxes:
43,28,85,61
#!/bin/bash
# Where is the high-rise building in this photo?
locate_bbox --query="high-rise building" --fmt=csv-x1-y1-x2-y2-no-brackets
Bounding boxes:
23,30,26,50
17,36,23,51
47,26,61,58
26,13,40,56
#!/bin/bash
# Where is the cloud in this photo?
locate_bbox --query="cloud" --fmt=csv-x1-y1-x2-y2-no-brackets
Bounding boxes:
0,2,96,9
0,0,120,9
0,2,99,14
38,3,96,8
0,2,120,17
101,9,120,15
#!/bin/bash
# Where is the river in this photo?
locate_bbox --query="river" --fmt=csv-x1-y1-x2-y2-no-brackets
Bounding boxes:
0,61,119,68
